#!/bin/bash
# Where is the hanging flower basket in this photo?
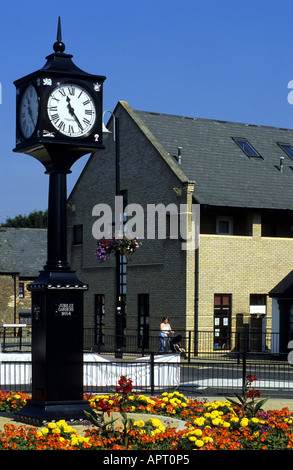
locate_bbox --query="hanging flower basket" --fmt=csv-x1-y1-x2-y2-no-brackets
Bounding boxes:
94,236,141,262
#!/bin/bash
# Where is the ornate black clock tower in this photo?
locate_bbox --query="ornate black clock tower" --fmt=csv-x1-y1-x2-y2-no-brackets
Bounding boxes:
13,18,106,425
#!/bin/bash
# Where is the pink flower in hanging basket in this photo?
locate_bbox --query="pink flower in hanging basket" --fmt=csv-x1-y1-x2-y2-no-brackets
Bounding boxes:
94,236,141,262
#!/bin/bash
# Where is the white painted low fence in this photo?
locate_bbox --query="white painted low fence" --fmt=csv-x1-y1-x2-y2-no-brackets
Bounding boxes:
0,353,181,390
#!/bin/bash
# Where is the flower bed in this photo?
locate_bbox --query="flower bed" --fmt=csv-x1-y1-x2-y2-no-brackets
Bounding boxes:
1,384,293,450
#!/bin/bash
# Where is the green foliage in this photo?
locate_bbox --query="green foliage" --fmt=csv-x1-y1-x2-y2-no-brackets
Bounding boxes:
2,210,48,228
225,374,269,417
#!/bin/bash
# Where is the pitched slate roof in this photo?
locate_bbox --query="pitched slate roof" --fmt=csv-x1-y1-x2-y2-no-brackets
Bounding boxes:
130,105,293,210
269,269,293,297
0,228,47,277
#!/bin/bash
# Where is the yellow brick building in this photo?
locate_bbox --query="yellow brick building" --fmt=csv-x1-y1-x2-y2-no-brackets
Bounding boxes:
67,102,293,355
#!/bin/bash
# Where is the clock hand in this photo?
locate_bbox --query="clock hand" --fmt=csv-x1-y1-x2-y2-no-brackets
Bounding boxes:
66,96,83,130
27,103,36,126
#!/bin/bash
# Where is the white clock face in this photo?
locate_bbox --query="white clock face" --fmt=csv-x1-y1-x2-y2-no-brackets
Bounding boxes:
47,83,96,137
19,85,39,139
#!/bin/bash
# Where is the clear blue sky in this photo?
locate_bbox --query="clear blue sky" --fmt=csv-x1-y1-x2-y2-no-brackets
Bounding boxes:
1,0,293,223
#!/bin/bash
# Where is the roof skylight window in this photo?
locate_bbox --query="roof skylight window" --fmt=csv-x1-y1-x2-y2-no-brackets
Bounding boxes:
279,144,293,160
233,139,260,157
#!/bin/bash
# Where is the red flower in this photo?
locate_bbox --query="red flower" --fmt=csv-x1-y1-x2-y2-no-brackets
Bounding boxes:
99,399,111,417
247,389,261,399
115,375,133,394
247,375,258,383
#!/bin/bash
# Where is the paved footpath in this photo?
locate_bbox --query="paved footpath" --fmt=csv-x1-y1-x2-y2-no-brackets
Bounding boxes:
1,395,293,433
205,395,293,412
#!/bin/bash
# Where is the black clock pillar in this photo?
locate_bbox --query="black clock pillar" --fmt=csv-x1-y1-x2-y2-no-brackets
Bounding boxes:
13,19,106,425
46,170,69,271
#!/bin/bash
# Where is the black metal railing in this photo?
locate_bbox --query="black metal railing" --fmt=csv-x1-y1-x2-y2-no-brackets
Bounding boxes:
84,329,193,358
0,326,285,360
83,329,283,359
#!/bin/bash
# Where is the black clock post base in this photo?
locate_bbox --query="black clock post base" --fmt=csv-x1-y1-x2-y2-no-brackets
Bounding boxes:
14,399,96,427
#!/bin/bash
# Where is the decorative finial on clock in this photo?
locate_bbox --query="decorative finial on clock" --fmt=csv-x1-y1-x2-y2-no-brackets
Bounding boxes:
53,17,65,53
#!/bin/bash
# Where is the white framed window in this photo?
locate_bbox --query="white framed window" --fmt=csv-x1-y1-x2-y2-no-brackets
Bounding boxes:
216,217,233,235
249,294,266,314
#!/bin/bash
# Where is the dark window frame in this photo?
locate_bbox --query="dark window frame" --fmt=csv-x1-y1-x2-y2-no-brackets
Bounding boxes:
95,294,105,346
138,293,149,349
214,294,232,350
19,282,24,298
233,138,261,158
73,224,83,245
278,143,293,160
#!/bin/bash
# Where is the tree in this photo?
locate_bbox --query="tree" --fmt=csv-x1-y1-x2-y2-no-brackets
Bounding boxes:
2,210,48,228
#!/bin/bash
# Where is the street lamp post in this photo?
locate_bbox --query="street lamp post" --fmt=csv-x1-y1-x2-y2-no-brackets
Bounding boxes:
102,111,124,357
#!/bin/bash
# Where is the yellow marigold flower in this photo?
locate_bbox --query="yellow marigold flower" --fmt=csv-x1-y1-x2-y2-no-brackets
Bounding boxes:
40,427,49,435
63,425,74,434
47,422,57,429
195,439,204,447
188,436,197,441
251,417,259,424
230,417,239,423
57,420,67,427
149,418,162,428
240,418,249,427
71,436,79,446
223,421,230,428
193,429,203,437
158,425,165,432
194,417,205,426
212,418,221,426
147,398,155,405
134,420,145,427
52,427,61,434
